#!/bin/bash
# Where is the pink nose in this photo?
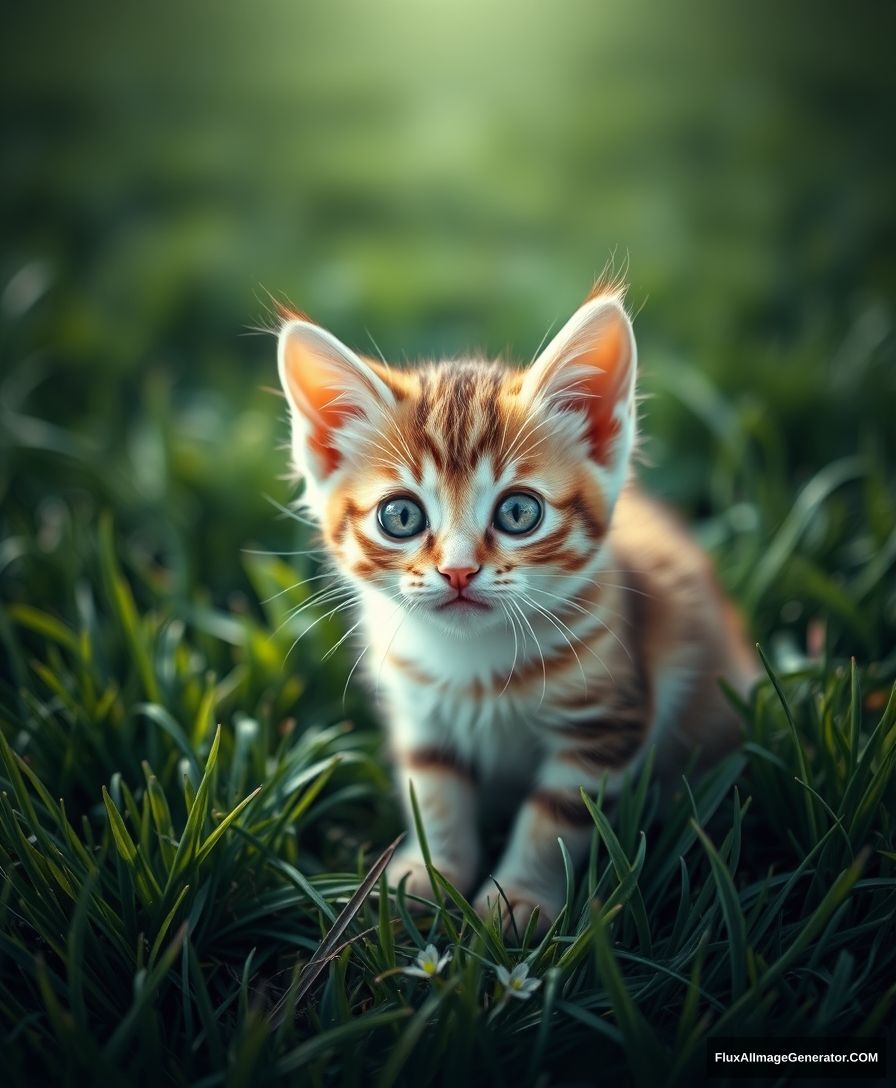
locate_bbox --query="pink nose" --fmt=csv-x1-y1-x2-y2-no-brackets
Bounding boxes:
438,566,479,591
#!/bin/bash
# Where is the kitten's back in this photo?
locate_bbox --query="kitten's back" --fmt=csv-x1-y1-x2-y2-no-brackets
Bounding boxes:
610,484,758,776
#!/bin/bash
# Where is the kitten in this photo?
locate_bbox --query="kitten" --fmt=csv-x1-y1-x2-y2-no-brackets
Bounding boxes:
276,284,757,933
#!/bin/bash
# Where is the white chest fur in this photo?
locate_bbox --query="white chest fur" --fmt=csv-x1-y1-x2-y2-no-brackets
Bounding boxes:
360,587,594,785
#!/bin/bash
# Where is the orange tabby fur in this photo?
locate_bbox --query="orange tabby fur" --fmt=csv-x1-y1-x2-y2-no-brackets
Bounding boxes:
276,284,758,933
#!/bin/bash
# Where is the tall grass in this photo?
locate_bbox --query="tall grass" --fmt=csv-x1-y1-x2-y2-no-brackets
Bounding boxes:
3,4,895,1080
2,310,894,1084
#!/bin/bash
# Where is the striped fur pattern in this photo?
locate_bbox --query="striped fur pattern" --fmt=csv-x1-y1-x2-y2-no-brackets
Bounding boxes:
276,285,758,933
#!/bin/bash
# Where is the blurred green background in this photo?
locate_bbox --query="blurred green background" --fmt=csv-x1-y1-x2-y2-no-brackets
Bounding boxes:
2,4,896,1081
2,0,895,665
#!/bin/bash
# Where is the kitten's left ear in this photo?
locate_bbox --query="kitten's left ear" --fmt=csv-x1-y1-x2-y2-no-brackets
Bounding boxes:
278,318,395,481
522,293,637,472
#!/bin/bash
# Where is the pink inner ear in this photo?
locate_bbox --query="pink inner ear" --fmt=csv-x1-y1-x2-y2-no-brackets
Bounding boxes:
306,427,343,476
283,333,360,476
563,314,632,466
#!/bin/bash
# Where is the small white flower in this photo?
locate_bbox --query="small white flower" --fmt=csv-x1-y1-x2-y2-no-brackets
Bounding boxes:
236,715,259,740
496,962,542,1000
400,943,452,980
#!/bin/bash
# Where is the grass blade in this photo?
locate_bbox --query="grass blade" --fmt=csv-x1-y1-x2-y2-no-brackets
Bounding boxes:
268,833,404,1026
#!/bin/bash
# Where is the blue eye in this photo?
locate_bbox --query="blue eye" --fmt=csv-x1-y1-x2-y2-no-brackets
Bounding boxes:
494,492,542,535
378,496,427,539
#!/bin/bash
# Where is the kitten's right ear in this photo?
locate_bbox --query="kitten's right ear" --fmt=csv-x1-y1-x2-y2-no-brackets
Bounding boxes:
278,319,395,480
522,293,637,471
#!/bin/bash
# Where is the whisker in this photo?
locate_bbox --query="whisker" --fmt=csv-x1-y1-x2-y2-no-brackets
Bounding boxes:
521,571,656,602
260,570,337,605
280,583,353,618
522,589,616,683
497,600,520,697
264,493,320,531
382,423,418,467
366,424,416,469
342,641,370,708
529,317,559,365
360,436,402,467
375,598,422,698
338,587,412,708
525,585,633,664
325,585,408,668
242,546,327,558
595,580,656,600
518,592,590,691
525,583,592,616
283,597,360,665
321,615,366,662
365,328,388,365
508,598,546,706
499,399,557,467
270,586,356,638
501,411,556,467
514,574,632,622
524,568,651,578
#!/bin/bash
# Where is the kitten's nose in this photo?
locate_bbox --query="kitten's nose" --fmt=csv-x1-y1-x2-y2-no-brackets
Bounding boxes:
438,565,480,591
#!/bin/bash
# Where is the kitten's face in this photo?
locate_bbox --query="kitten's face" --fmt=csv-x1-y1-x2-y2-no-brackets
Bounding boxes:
315,361,614,635
277,291,637,638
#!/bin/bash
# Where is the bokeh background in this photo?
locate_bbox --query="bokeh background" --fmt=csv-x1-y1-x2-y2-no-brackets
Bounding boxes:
2,0,895,704
2,4,896,1081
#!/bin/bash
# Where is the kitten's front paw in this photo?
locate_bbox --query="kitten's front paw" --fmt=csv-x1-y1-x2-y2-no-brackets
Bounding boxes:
473,883,561,938
387,852,474,907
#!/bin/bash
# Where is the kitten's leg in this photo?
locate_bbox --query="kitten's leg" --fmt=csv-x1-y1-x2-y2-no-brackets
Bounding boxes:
473,748,633,935
473,785,592,935
387,743,480,901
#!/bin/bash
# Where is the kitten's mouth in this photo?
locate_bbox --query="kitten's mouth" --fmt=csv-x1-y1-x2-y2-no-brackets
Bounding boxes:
436,592,491,612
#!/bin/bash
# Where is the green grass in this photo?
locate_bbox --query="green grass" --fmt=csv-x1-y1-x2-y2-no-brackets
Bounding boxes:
1,299,895,1085
1,584,894,1088
2,3,896,1082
